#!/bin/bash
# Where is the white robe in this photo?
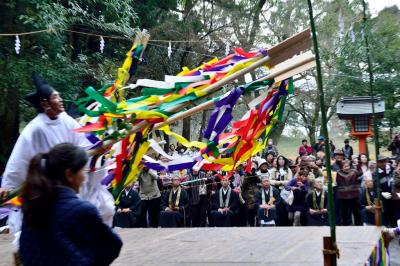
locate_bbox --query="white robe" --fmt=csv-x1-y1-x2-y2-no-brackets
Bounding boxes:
2,112,114,228
3,112,90,189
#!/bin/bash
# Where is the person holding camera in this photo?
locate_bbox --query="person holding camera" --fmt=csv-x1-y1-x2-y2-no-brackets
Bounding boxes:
388,134,400,157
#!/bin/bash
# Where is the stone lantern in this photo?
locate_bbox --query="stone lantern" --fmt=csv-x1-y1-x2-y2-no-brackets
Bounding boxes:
336,96,385,154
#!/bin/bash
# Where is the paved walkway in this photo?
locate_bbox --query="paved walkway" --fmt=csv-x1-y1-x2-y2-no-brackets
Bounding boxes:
1,226,398,265
112,227,380,265
392,239,400,266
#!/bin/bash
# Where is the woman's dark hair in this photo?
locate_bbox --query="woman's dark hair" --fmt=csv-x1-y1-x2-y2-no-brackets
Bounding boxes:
276,155,289,170
358,153,370,164
298,168,309,177
21,143,88,229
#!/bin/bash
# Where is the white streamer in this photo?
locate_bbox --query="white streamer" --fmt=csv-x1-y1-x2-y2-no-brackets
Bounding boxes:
225,42,230,56
15,35,20,54
168,41,172,59
100,36,105,53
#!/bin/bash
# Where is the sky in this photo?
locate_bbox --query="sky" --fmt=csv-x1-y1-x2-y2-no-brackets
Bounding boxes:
367,0,400,15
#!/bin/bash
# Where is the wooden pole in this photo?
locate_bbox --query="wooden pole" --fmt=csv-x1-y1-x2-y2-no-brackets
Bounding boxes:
154,52,316,130
87,29,312,156
323,236,333,266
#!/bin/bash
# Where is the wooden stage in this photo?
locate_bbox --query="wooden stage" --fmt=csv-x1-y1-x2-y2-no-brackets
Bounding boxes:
0,226,397,265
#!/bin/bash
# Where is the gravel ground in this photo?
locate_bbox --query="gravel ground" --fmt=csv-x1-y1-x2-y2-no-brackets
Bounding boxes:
390,239,400,266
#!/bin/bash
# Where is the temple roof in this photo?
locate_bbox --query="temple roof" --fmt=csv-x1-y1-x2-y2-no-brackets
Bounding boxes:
336,96,385,119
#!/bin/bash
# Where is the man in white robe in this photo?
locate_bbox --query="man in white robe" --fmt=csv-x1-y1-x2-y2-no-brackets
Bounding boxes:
1,73,114,231
2,112,90,189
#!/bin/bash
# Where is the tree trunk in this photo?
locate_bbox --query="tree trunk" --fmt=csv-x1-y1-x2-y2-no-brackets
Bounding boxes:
268,120,286,144
0,4,20,173
198,109,208,141
163,131,170,153
182,117,191,140
0,87,19,173
308,126,316,146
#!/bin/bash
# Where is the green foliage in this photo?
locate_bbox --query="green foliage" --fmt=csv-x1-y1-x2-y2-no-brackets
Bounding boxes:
0,0,139,118
335,4,400,132
0,0,139,169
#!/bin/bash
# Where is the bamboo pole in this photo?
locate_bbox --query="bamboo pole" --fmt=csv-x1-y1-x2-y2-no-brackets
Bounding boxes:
362,0,382,227
306,0,337,265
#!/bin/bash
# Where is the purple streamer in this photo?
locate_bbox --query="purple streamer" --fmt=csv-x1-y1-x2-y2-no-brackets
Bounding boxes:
258,48,268,56
259,79,289,117
203,108,219,139
231,55,247,62
203,87,244,141
85,133,103,149
215,87,243,107
0,207,11,216
189,70,202,76
260,93,279,115
213,112,233,138
145,162,166,172
101,172,115,186
206,64,232,72
168,161,197,171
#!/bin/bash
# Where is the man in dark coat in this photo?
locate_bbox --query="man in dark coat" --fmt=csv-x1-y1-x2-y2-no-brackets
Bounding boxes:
210,176,239,227
332,149,345,172
341,139,354,160
306,178,329,226
159,176,189,227
313,136,325,154
377,156,395,226
113,183,141,228
285,168,311,226
359,176,380,225
185,169,208,227
241,172,260,226
388,134,400,156
255,176,281,226
392,163,400,226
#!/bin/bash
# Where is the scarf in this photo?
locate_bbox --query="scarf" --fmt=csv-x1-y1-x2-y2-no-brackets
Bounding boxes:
277,168,287,181
262,186,275,217
261,186,275,205
366,189,374,206
169,187,181,209
312,189,325,210
219,188,231,208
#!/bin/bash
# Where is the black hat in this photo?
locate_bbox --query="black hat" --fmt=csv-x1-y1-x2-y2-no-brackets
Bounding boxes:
333,149,344,156
25,73,55,109
377,155,388,162
344,139,349,144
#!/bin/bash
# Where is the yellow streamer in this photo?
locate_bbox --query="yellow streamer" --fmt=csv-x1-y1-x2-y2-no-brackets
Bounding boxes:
159,125,206,149
177,58,219,76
